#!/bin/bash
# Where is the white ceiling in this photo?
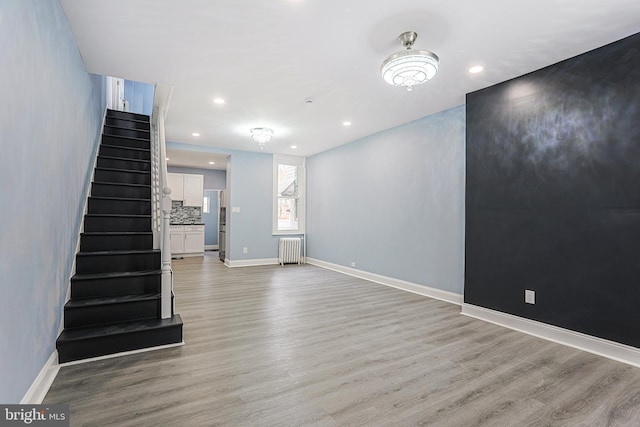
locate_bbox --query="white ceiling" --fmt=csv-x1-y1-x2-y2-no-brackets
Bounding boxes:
61,0,640,159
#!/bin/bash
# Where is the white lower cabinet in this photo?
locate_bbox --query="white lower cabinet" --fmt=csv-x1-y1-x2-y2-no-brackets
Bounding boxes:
170,227,185,254
170,225,204,257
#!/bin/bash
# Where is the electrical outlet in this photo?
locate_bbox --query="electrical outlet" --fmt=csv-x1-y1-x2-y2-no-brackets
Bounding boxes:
525,289,535,304
243,247,248,254
350,261,356,268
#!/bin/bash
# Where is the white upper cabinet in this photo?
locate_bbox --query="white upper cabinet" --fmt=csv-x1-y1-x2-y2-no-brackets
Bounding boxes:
167,173,184,201
183,174,204,207
167,173,203,207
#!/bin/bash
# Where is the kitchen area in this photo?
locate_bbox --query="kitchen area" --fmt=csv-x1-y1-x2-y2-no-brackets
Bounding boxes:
166,151,228,260
168,172,206,257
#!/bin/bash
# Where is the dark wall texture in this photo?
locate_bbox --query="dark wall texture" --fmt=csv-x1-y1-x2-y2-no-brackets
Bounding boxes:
465,32,640,348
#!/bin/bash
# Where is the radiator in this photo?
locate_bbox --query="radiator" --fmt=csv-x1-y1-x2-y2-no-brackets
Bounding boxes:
278,237,302,265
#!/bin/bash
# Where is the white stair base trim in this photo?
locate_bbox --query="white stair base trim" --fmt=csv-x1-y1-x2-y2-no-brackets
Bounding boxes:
462,304,640,368
306,258,463,306
21,352,60,404
58,341,185,368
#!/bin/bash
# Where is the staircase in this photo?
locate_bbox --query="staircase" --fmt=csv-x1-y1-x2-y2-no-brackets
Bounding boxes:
56,109,183,363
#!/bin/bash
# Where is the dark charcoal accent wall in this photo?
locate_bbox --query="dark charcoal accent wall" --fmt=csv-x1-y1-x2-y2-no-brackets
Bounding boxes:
465,32,640,348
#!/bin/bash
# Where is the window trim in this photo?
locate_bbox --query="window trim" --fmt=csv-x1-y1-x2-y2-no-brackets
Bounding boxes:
273,154,305,235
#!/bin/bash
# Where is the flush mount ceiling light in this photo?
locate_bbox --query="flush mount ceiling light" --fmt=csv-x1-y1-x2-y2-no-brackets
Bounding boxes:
381,31,439,91
250,127,274,150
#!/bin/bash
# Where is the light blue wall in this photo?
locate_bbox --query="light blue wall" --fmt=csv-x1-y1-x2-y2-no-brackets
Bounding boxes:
123,79,154,116
306,106,466,294
166,142,282,261
0,0,105,402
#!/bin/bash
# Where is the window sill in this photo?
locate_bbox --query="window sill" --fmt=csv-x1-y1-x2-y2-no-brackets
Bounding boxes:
272,230,305,236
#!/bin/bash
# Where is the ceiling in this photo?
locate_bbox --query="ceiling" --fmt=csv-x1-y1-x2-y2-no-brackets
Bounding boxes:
61,0,640,159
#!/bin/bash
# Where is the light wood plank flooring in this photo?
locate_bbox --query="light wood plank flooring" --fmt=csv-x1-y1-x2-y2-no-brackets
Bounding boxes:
45,252,640,426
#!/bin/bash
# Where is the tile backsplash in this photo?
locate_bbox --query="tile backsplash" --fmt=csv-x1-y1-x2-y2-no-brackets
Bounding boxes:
170,201,202,224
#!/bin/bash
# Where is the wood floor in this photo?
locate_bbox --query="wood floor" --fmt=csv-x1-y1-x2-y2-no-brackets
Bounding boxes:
45,252,640,426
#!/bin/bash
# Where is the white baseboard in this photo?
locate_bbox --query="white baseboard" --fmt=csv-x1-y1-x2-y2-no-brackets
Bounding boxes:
21,352,60,404
306,258,463,306
225,258,279,268
462,304,640,368
205,245,219,250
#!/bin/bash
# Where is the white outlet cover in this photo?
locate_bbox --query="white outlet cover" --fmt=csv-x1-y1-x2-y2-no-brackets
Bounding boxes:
525,289,535,304
232,207,240,213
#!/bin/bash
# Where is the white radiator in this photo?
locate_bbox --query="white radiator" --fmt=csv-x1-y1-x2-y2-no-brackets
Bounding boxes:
278,237,302,265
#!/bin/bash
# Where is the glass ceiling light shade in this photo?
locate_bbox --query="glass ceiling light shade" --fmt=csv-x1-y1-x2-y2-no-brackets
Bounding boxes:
381,31,439,91
250,127,274,149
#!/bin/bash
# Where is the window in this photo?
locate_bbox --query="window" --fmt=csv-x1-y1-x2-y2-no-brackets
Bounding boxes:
273,155,305,234
203,196,210,213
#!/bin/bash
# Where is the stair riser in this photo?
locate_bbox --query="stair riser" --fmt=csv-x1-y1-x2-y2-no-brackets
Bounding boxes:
106,109,149,122
84,216,151,232
71,274,161,299
103,126,150,140
97,157,150,172
105,117,151,131
76,252,160,274
94,169,150,185
99,145,150,161
102,134,149,150
91,183,151,199
64,299,160,329
80,234,153,252
56,322,182,363
87,198,151,215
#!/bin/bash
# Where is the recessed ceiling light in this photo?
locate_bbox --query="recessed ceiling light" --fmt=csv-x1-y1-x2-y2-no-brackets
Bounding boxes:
192,132,200,137
209,161,215,165
213,98,225,104
469,65,484,74
291,145,298,149
166,157,169,161
342,121,352,127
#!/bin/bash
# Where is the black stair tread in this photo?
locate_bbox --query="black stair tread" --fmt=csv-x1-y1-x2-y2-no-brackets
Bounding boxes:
77,249,160,256
72,270,160,281
95,166,151,175
100,143,150,153
57,314,182,342
81,231,153,236
106,117,150,125
65,293,160,308
85,213,151,218
102,134,150,143
88,195,151,202
98,155,151,164
104,124,150,133
106,109,149,120
92,181,150,189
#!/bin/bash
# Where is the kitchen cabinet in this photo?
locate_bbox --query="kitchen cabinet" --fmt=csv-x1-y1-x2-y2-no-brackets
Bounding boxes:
184,225,205,253
167,173,184,201
167,173,203,207
170,226,185,254
183,174,204,207
170,225,204,257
